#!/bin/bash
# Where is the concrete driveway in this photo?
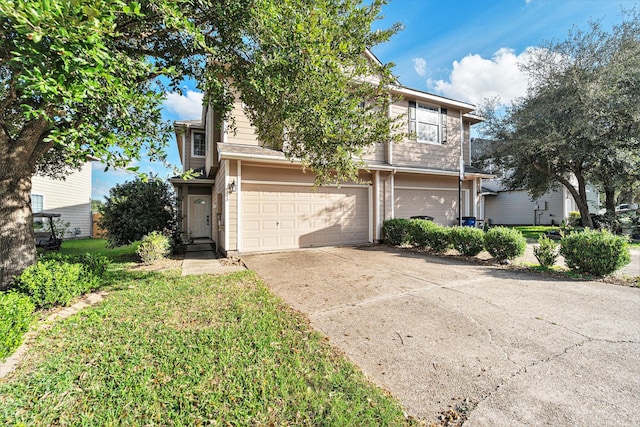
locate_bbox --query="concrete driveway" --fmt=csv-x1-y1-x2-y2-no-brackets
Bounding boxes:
244,246,640,426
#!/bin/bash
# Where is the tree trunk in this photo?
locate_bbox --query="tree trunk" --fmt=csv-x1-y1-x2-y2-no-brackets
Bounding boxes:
575,172,594,228
0,170,36,290
0,114,50,289
604,183,616,217
557,172,594,229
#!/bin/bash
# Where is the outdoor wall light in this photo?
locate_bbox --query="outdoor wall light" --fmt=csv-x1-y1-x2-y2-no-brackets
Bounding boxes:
227,180,237,193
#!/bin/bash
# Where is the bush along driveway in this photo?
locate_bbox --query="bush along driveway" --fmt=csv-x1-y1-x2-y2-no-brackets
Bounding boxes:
244,246,640,425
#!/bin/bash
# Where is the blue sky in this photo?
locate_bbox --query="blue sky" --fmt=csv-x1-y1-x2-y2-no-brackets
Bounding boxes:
91,0,637,200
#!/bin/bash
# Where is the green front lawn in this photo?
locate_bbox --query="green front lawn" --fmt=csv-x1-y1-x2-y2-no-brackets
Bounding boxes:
52,238,139,263
511,226,560,242
0,269,416,426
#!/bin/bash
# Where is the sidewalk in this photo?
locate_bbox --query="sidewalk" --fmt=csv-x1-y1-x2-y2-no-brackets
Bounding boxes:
181,240,246,276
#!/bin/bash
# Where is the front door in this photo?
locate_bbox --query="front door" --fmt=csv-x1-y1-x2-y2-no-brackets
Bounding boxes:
188,195,212,238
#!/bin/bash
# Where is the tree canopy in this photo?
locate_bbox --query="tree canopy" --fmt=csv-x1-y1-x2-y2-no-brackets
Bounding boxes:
479,10,640,228
0,0,400,288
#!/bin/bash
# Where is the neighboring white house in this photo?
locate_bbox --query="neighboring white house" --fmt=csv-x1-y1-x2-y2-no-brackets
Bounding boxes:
31,161,93,239
480,179,600,226
471,138,600,226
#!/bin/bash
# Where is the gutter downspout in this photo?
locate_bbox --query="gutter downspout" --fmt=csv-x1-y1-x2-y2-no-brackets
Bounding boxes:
459,111,464,226
390,169,396,219
374,170,380,241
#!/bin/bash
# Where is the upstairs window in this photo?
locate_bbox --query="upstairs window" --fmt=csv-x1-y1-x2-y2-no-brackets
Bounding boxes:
192,132,205,157
408,101,448,144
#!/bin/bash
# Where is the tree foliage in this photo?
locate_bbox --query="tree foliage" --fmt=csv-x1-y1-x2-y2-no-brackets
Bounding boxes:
479,10,640,228
99,178,178,248
0,0,400,287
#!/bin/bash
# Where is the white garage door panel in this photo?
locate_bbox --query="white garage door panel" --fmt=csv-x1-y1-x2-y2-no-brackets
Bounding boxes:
395,188,459,225
242,184,369,252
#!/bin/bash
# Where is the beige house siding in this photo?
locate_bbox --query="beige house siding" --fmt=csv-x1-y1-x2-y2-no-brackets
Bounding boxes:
361,142,386,163
214,160,227,252
462,121,471,165
227,160,238,251
31,162,92,238
228,95,260,146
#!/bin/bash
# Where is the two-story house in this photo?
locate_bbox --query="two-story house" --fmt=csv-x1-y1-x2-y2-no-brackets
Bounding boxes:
171,53,490,255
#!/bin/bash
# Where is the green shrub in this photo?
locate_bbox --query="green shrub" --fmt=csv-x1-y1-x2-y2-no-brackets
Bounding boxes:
449,226,485,256
411,219,439,248
381,219,413,246
533,234,559,268
14,260,98,309
560,229,631,276
137,231,171,264
566,211,582,227
422,224,451,253
43,253,110,278
99,178,179,247
0,292,34,361
484,227,526,261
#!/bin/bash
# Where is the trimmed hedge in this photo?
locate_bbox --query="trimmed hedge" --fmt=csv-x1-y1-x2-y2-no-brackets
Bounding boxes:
449,226,485,256
0,291,34,361
14,260,100,309
381,219,413,246
560,229,630,276
484,227,526,261
411,219,439,248
420,223,450,253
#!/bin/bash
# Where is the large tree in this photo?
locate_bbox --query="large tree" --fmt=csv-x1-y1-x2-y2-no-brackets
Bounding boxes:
0,0,400,288
480,11,640,228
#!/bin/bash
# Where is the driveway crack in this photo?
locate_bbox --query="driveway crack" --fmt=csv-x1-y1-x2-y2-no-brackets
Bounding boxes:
474,337,592,412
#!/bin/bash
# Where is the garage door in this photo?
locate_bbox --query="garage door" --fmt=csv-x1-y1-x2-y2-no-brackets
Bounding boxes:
241,183,370,252
395,188,463,225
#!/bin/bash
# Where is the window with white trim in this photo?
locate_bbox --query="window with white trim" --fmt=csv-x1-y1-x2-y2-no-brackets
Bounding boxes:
31,194,44,213
31,194,44,228
408,101,448,144
192,132,205,157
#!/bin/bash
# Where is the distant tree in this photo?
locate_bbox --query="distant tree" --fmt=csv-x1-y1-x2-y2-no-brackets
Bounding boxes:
0,0,400,288
480,11,640,228
91,200,104,213
99,179,178,248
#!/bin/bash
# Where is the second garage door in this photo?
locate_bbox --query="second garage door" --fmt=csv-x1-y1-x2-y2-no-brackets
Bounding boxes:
395,187,464,225
241,183,370,252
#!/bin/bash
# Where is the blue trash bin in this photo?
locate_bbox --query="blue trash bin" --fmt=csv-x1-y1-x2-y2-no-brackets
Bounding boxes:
461,216,476,227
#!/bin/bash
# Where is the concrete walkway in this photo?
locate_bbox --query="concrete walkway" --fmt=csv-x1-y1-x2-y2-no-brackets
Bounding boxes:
181,241,246,276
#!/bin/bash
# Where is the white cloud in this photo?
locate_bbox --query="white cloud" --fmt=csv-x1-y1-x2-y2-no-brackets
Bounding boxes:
413,57,428,77
433,48,535,106
163,90,204,119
